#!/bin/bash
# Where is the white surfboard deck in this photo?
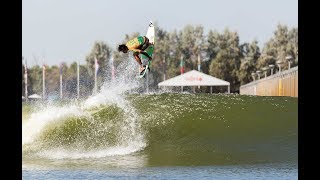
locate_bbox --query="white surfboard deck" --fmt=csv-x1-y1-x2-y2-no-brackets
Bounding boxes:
139,21,155,78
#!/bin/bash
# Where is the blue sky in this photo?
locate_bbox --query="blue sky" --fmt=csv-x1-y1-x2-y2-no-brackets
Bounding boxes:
23,0,297,66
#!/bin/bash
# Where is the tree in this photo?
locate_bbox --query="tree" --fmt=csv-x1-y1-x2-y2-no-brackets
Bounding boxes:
238,40,261,84
64,62,78,98
85,41,112,91
180,25,205,71
151,24,170,83
257,24,298,71
79,64,93,97
208,28,241,92
29,65,42,95
23,23,298,95
166,29,182,78
288,27,298,66
206,30,220,62
46,65,60,98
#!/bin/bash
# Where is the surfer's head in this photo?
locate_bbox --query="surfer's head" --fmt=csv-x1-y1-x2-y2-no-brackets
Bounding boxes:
118,44,128,53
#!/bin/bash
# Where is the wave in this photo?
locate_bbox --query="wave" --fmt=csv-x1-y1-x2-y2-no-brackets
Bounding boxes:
23,93,297,166
22,58,297,166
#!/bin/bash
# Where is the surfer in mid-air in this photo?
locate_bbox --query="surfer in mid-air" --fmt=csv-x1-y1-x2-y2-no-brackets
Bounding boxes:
118,36,153,74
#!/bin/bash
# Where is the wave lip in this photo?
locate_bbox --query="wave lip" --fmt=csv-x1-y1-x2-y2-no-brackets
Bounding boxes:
22,105,88,145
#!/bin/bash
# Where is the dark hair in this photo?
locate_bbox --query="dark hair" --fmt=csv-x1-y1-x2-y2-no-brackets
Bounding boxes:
118,44,127,52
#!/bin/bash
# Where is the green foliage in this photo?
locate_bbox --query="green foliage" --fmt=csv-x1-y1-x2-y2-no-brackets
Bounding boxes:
46,65,59,96
85,41,112,77
29,65,42,94
208,28,241,92
238,40,261,85
180,25,205,71
206,30,220,61
85,41,112,91
23,23,297,95
257,24,298,71
152,24,170,82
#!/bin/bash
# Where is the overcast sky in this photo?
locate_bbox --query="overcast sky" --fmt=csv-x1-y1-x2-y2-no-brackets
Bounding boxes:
23,0,298,66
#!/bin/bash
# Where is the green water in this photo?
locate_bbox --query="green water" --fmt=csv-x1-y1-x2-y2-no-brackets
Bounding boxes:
128,94,297,165
22,94,297,167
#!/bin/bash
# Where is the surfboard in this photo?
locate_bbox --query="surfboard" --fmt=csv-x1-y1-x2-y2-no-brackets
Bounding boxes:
139,21,155,78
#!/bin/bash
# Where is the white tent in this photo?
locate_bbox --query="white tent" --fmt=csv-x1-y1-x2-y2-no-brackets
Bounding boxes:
158,70,230,93
28,94,42,99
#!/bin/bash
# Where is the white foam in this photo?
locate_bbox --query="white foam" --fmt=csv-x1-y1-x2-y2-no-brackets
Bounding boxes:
37,141,146,159
22,105,89,145
82,58,140,109
23,58,146,158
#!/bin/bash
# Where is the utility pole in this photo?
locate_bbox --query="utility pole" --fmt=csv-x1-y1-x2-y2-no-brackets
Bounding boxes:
60,63,63,99
77,60,80,99
23,57,28,101
94,56,99,94
163,55,166,81
42,63,46,99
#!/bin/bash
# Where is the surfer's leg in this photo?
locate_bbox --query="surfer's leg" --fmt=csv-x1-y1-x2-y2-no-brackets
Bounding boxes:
133,52,143,66
140,51,152,61
133,52,146,73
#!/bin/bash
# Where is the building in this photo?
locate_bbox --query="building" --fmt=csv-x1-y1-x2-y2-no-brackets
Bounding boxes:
240,66,298,97
158,70,230,93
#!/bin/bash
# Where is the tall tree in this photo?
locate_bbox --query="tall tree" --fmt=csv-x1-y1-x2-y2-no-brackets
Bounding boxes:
64,62,77,98
29,65,42,95
238,40,261,84
206,30,220,62
46,65,60,99
288,27,298,66
23,23,298,96
166,29,182,78
180,25,205,71
85,41,112,90
152,25,170,83
79,64,93,97
209,28,241,92
257,24,298,71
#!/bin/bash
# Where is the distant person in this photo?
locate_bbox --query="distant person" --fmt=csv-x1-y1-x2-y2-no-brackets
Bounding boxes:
118,36,153,74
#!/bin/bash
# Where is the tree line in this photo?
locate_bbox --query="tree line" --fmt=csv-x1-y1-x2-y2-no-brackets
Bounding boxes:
22,23,297,98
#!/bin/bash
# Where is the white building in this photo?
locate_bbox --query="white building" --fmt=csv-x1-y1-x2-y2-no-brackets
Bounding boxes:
158,70,230,93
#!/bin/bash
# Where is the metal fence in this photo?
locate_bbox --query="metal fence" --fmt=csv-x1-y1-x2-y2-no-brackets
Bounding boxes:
240,66,298,97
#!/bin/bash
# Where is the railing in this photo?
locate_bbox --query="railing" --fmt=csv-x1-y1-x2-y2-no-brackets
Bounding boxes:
240,66,298,97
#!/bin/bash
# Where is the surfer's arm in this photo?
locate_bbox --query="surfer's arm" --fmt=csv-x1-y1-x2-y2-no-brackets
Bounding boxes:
131,48,142,53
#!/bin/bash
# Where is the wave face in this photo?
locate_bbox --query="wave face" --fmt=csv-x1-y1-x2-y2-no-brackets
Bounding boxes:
128,94,297,166
22,57,297,167
23,93,297,167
